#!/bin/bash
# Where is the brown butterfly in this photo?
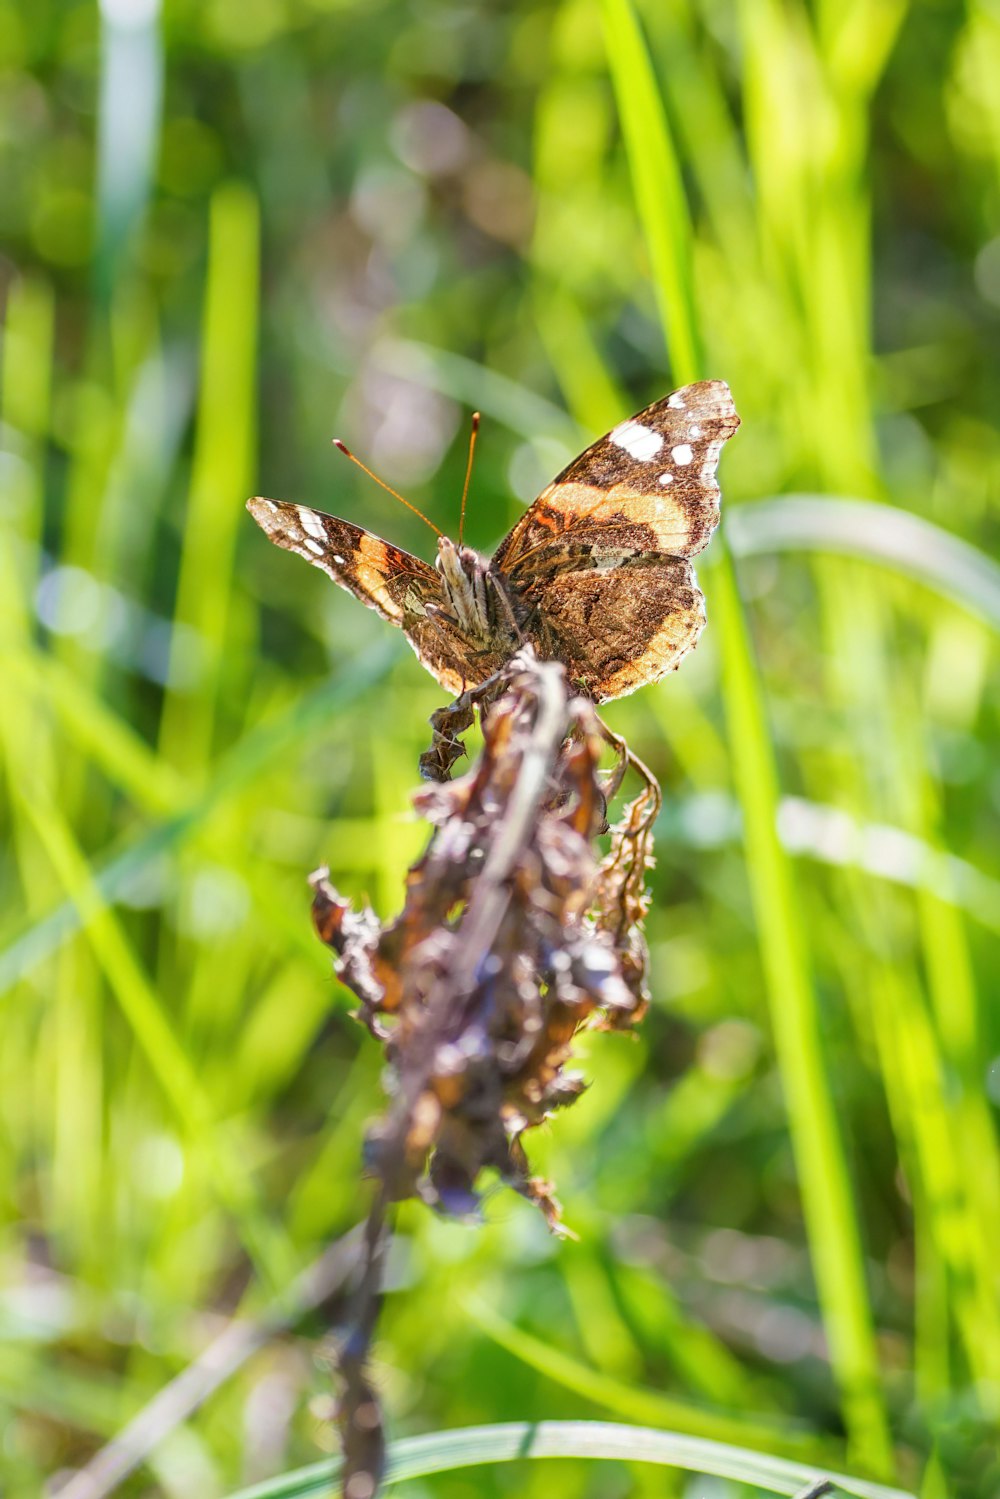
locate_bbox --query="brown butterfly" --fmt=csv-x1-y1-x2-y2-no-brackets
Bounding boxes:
247,380,739,702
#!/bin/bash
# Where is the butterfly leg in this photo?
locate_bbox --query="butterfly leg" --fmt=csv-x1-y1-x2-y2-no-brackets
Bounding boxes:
594,715,662,832
487,572,529,646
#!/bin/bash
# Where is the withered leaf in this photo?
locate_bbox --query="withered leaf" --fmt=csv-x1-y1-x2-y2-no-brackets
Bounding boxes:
315,648,659,1498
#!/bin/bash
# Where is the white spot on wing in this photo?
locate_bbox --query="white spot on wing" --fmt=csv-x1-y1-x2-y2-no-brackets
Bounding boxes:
689,424,702,437
298,508,326,541
671,443,694,465
333,553,346,565
610,419,664,462
668,392,686,409
304,537,325,555
658,472,674,485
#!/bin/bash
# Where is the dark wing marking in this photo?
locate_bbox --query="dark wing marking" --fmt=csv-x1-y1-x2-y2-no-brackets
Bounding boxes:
493,380,739,576
247,498,485,696
509,549,705,702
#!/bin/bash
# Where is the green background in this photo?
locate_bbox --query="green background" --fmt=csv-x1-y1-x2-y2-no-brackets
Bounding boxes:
1,1,998,1496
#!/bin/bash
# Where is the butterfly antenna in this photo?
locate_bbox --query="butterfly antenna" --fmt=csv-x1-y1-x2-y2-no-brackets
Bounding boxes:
457,411,480,547
332,438,442,537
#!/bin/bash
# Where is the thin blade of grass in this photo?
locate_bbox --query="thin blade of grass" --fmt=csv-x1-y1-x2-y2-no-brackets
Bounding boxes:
708,549,894,1471
600,0,893,1472
94,0,163,302
599,0,700,384
370,338,581,447
817,559,1000,1408
874,959,1000,1395
533,286,627,436
727,496,1000,632
221,1420,919,1499
465,1296,834,1462
0,684,295,1289
0,275,54,639
0,639,400,996
4,648,188,815
158,180,260,776
52,1233,360,1499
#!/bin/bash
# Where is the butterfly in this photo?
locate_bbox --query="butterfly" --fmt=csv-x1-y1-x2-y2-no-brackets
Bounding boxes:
247,380,739,703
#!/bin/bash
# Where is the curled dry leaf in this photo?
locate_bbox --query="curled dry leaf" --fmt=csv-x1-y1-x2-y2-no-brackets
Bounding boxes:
310,647,658,1498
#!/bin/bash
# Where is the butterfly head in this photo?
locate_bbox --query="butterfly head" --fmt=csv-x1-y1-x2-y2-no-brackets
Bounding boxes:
435,534,491,640
435,534,483,591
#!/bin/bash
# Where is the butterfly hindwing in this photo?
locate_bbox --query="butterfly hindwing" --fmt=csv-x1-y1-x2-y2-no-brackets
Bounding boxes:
246,498,483,695
509,551,704,702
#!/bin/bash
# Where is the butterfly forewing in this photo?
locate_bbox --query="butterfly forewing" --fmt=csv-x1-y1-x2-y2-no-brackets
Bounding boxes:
246,498,482,695
493,380,738,575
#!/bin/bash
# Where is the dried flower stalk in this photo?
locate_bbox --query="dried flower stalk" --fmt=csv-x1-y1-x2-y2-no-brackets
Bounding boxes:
310,647,658,1499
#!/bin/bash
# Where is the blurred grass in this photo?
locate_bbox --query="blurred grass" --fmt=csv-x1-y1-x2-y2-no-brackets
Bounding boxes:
1,1,999,1498
603,0,893,1476
224,1420,921,1499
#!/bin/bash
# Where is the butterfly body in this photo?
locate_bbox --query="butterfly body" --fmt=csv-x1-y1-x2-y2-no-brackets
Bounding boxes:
433,537,507,647
248,380,739,703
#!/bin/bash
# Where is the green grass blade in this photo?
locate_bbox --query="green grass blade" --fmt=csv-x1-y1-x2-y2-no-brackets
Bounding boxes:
0,274,54,642
94,0,163,301
159,180,260,776
599,0,700,384
728,496,1000,632
222,1420,919,1499
533,285,627,435
465,1296,831,1461
3,763,293,1287
0,639,400,996
600,0,894,1472
816,558,999,1417
708,549,893,1473
4,647,188,815
876,961,1000,1395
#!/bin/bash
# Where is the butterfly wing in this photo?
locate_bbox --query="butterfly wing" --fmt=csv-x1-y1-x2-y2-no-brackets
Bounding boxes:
247,498,483,695
495,380,738,568
507,552,705,701
493,381,739,701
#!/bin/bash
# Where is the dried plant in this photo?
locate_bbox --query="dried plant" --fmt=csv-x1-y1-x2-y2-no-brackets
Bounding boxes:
309,647,659,1499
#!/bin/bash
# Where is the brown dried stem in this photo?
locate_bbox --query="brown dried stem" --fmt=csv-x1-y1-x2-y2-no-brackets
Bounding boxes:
311,647,658,1499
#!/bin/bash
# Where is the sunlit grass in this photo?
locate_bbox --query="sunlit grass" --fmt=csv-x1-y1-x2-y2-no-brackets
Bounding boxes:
223,1421,920,1499
603,0,893,1473
0,1,998,1497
